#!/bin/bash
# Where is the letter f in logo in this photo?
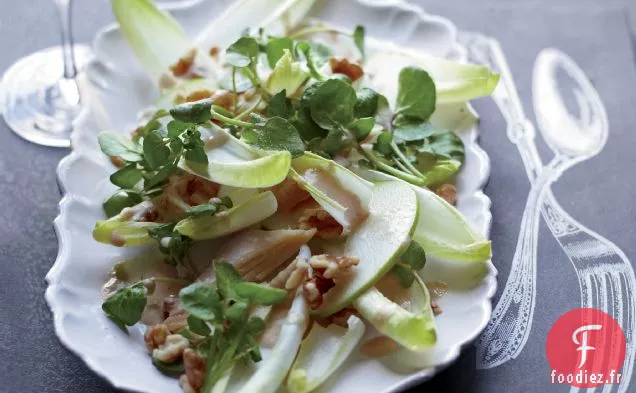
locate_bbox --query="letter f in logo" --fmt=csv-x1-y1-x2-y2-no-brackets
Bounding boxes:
572,324,603,368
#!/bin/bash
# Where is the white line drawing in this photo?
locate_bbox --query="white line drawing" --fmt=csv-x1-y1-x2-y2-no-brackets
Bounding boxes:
460,32,635,393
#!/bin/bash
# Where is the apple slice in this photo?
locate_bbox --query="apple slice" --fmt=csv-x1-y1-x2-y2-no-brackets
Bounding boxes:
310,181,418,317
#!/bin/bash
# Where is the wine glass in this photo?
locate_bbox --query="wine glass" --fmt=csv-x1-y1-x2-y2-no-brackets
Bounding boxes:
0,0,91,148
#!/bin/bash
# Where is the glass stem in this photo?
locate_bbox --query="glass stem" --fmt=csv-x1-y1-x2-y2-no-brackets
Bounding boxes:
54,0,77,80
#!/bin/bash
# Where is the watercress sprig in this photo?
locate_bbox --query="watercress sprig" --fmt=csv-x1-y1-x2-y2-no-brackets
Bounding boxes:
177,262,287,391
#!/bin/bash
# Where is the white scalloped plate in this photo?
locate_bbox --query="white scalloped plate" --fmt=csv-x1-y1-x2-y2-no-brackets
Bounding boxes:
46,1,496,392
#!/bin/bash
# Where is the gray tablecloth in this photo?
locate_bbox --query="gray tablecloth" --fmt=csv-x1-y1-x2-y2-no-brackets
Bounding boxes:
1,0,635,392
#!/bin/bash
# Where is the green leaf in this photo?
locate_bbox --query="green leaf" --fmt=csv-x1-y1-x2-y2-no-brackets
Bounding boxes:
184,146,209,164
353,25,365,59
392,264,415,288
265,49,308,97
393,117,436,142
225,300,249,323
409,130,465,185
179,283,222,321
234,282,287,305
243,117,305,157
143,130,170,169
308,79,356,130
102,190,142,218
295,41,327,81
188,315,212,336
152,357,185,376
110,165,143,189
170,98,213,123
186,203,218,217
98,132,143,162
266,36,294,68
214,261,243,299
267,90,294,118
167,120,191,138
401,240,426,270
348,117,375,142
354,88,380,119
102,282,148,327
321,128,348,156
247,316,266,335
395,66,436,121
226,36,259,67
373,131,393,156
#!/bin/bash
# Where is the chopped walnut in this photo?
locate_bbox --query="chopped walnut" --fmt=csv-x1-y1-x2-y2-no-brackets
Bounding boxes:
109,156,125,168
284,256,310,290
179,375,197,393
153,334,190,363
185,89,213,103
210,90,236,111
302,255,359,309
144,323,169,352
209,46,220,57
164,307,189,333
308,254,359,279
180,348,205,393
298,208,343,239
270,177,312,212
329,58,364,82
436,184,457,205
170,48,198,78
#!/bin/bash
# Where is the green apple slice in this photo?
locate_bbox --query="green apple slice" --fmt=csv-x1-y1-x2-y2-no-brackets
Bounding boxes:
175,191,277,240
310,181,418,317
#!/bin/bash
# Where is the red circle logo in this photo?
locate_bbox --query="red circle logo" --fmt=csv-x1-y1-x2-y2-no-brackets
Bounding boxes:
546,308,626,387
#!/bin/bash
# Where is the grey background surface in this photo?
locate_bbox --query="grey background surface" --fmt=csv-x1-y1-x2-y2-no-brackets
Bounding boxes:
1,0,635,392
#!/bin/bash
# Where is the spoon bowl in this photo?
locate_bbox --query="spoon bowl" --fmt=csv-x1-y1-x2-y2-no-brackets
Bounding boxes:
533,48,608,161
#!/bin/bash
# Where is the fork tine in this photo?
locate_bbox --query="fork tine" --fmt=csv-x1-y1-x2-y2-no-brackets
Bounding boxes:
616,271,635,393
601,273,622,393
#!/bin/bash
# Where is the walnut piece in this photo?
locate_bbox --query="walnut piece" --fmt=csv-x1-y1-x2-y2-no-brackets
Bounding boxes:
152,334,190,363
180,348,205,393
144,323,169,352
435,184,457,206
298,208,343,239
170,48,197,78
302,255,359,309
329,58,364,82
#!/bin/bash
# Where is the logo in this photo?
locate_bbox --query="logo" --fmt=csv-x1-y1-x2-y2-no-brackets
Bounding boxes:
546,308,626,388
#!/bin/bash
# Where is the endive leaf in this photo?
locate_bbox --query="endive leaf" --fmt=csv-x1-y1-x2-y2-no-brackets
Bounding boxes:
112,0,203,84
175,191,278,240
93,201,159,246
365,50,499,104
291,152,371,233
196,0,317,53
354,277,437,351
180,150,291,188
233,288,309,393
287,316,365,393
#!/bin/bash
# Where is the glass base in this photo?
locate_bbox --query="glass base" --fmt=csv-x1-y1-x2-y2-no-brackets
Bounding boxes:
0,45,92,148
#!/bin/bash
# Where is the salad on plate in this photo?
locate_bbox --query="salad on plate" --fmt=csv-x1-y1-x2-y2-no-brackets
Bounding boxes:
93,0,499,392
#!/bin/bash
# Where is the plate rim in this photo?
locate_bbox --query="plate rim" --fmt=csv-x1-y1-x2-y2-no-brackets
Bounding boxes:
46,1,497,391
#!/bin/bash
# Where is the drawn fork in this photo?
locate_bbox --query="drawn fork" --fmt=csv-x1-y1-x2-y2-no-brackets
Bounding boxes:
460,32,636,393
